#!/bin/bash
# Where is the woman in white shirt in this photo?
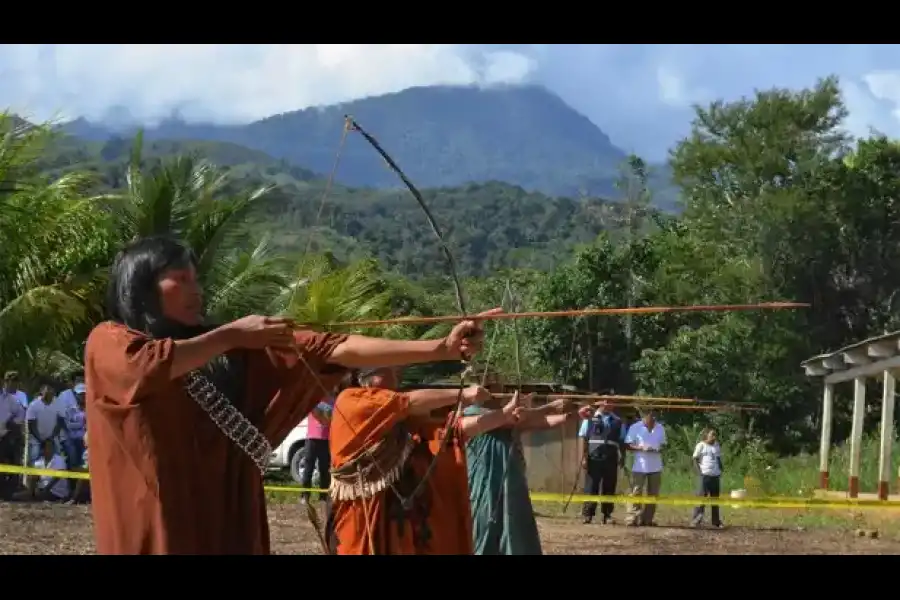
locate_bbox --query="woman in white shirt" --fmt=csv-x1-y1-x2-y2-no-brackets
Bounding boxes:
691,428,724,528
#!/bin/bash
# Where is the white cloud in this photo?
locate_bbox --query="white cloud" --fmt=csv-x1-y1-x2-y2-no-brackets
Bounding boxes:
0,44,537,126
861,70,900,123
656,66,690,107
4,44,900,161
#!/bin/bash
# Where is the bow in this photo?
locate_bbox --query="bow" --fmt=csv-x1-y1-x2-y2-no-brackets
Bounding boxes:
343,116,472,509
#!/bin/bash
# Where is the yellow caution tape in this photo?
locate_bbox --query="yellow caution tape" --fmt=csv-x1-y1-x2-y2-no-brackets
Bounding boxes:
3,463,897,511
529,492,900,511
1,464,90,480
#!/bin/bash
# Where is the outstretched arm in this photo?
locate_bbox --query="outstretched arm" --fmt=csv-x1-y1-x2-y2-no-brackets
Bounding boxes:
328,336,455,369
461,393,520,437
460,408,515,437
407,386,487,416
326,307,501,369
515,398,581,431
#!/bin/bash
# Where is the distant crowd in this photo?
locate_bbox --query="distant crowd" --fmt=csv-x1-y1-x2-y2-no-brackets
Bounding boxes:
0,370,90,503
578,403,724,528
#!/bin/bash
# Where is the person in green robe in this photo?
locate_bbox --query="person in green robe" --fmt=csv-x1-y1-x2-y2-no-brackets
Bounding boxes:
465,394,584,555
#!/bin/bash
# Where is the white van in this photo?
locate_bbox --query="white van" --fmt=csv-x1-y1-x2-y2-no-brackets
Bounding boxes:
268,417,320,485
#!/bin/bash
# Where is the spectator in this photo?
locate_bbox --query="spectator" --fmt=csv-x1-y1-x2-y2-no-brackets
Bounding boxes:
2,371,29,409
25,384,65,463
0,388,25,499
63,384,87,469
55,371,84,412
28,439,69,502
578,400,626,525
66,432,90,505
300,396,334,505
691,428,724,528
55,373,84,463
624,409,666,527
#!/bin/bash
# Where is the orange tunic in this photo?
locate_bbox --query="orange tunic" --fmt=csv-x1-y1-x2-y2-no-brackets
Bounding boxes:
84,321,348,555
329,388,473,555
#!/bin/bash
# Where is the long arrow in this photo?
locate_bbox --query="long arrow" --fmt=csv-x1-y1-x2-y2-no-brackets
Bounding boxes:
318,302,808,328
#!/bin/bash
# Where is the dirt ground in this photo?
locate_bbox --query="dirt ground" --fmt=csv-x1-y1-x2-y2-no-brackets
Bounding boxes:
2,500,900,554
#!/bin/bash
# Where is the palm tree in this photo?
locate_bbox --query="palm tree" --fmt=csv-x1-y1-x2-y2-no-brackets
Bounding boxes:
101,132,294,324
0,113,109,378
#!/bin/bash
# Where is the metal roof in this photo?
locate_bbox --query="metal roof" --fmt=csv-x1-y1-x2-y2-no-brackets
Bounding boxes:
801,330,900,384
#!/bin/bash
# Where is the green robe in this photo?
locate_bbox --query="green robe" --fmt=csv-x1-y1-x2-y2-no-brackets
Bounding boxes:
464,406,542,555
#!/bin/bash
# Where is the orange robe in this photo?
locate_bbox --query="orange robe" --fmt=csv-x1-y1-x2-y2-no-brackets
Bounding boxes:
329,388,473,555
84,321,348,555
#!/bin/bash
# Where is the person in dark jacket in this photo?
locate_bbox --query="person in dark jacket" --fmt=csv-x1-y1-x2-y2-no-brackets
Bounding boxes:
578,400,626,524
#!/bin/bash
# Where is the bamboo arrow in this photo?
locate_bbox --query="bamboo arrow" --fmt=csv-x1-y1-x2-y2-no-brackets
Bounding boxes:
319,302,809,329
490,393,765,408
579,403,765,412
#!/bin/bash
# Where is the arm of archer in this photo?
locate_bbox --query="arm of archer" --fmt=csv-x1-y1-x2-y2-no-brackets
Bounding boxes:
406,388,470,416
327,335,454,369
460,409,514,438
514,397,581,430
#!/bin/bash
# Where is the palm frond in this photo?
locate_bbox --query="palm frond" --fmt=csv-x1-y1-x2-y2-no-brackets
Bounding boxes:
0,283,89,369
204,235,291,323
281,257,394,329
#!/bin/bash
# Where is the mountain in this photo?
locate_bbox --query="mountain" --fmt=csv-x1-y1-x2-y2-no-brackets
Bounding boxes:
60,85,679,210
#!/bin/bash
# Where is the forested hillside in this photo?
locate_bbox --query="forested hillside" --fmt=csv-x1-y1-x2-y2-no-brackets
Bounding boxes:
39,132,649,277
60,85,680,210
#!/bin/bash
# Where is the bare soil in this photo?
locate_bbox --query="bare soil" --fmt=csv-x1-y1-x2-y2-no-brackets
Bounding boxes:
2,500,899,554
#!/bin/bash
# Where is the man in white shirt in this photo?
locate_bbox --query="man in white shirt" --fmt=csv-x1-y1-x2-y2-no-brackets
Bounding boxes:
2,371,29,409
54,372,83,454
25,384,66,462
62,382,87,469
29,439,69,501
624,409,666,527
0,388,26,499
55,372,84,413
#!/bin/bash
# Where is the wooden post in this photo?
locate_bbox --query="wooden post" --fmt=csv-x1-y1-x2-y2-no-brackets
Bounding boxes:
819,383,834,490
878,371,896,500
849,377,866,498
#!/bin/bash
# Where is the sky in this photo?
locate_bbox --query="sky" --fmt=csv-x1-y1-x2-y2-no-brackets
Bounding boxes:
3,44,900,162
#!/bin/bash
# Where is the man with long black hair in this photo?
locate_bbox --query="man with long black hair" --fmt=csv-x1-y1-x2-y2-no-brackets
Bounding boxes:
85,235,497,555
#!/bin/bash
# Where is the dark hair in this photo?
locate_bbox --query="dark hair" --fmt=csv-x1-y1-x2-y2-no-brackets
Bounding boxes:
106,235,198,334
38,383,55,400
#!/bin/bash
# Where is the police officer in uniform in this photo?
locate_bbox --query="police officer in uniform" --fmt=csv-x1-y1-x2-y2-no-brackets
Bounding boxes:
578,400,626,524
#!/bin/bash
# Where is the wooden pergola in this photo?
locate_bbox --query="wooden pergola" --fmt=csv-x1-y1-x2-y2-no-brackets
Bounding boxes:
801,331,900,499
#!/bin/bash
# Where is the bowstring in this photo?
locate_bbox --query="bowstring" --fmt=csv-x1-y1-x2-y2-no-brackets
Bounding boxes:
285,117,351,312
488,280,523,526
343,116,471,511
479,285,512,387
